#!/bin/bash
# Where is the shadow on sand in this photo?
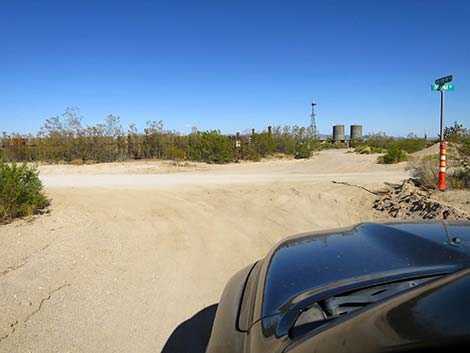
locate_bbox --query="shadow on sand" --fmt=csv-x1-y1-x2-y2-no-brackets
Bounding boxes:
161,304,218,353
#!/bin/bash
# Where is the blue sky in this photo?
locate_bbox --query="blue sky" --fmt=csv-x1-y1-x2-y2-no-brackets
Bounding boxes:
1,0,469,136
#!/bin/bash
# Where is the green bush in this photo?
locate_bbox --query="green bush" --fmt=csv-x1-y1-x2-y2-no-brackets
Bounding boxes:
320,141,349,150
188,130,234,164
240,145,261,161
294,142,311,159
164,145,186,161
360,133,430,155
379,147,409,164
396,138,429,154
354,145,387,154
252,132,275,157
0,159,49,222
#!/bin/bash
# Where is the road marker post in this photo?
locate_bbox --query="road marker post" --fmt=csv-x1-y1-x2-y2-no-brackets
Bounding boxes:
432,75,454,191
438,140,447,191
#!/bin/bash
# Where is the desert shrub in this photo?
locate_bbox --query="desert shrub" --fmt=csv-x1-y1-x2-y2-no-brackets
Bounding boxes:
396,138,429,154
240,145,261,161
321,141,348,150
360,133,430,155
164,145,186,161
408,155,439,188
447,174,467,189
242,126,319,160
451,147,470,188
363,133,396,150
0,109,325,165
460,138,470,157
444,121,469,142
379,147,409,164
252,132,275,157
354,145,385,154
408,144,470,189
294,142,311,159
188,130,234,164
355,145,371,154
0,159,48,222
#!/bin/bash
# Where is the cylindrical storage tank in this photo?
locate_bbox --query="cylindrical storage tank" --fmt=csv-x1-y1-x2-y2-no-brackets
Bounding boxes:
333,125,345,141
350,125,363,140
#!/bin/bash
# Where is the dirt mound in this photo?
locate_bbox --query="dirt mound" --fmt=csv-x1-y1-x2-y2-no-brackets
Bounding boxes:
412,143,439,157
373,179,470,220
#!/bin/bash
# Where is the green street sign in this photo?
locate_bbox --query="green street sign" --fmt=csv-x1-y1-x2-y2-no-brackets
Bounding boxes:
435,75,453,86
441,84,455,91
431,83,455,91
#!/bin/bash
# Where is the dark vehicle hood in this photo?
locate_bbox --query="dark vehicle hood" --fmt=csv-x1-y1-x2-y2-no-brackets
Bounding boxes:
255,222,470,331
208,221,470,353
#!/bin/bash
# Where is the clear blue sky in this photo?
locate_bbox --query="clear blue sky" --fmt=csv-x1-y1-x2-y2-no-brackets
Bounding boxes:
1,0,469,136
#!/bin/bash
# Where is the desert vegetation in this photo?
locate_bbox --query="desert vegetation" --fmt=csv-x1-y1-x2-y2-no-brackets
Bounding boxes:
353,132,433,164
409,122,470,189
0,108,322,164
0,159,49,223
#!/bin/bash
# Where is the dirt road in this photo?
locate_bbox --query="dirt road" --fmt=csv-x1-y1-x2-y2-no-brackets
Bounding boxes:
0,150,408,353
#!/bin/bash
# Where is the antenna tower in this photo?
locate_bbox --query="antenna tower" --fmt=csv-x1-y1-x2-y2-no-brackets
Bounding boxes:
309,100,318,138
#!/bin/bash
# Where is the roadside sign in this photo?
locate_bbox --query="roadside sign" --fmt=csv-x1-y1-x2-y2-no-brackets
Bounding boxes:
435,75,453,86
440,84,455,91
432,83,456,91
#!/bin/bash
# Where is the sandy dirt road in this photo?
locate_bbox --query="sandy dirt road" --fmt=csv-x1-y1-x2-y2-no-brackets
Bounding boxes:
0,150,409,353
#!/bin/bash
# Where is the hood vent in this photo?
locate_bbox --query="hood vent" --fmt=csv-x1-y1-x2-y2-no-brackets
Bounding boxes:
291,275,441,337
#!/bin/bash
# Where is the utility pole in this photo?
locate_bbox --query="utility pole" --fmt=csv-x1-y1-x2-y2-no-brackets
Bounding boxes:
432,75,455,191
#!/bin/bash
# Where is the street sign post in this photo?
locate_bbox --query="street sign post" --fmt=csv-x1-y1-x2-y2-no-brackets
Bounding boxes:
431,75,455,191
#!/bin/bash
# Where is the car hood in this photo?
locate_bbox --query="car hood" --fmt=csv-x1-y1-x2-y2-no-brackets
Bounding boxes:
261,222,470,320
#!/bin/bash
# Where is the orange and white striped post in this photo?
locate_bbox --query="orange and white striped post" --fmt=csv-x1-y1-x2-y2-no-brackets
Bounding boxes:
433,75,454,191
438,140,447,191
438,86,447,191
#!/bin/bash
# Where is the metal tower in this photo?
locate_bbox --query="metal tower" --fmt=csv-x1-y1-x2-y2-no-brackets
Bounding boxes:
309,100,318,138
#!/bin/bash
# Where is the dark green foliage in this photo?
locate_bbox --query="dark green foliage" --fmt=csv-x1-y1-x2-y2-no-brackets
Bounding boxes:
252,132,275,157
379,147,409,164
0,159,49,222
294,142,311,159
188,131,234,164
